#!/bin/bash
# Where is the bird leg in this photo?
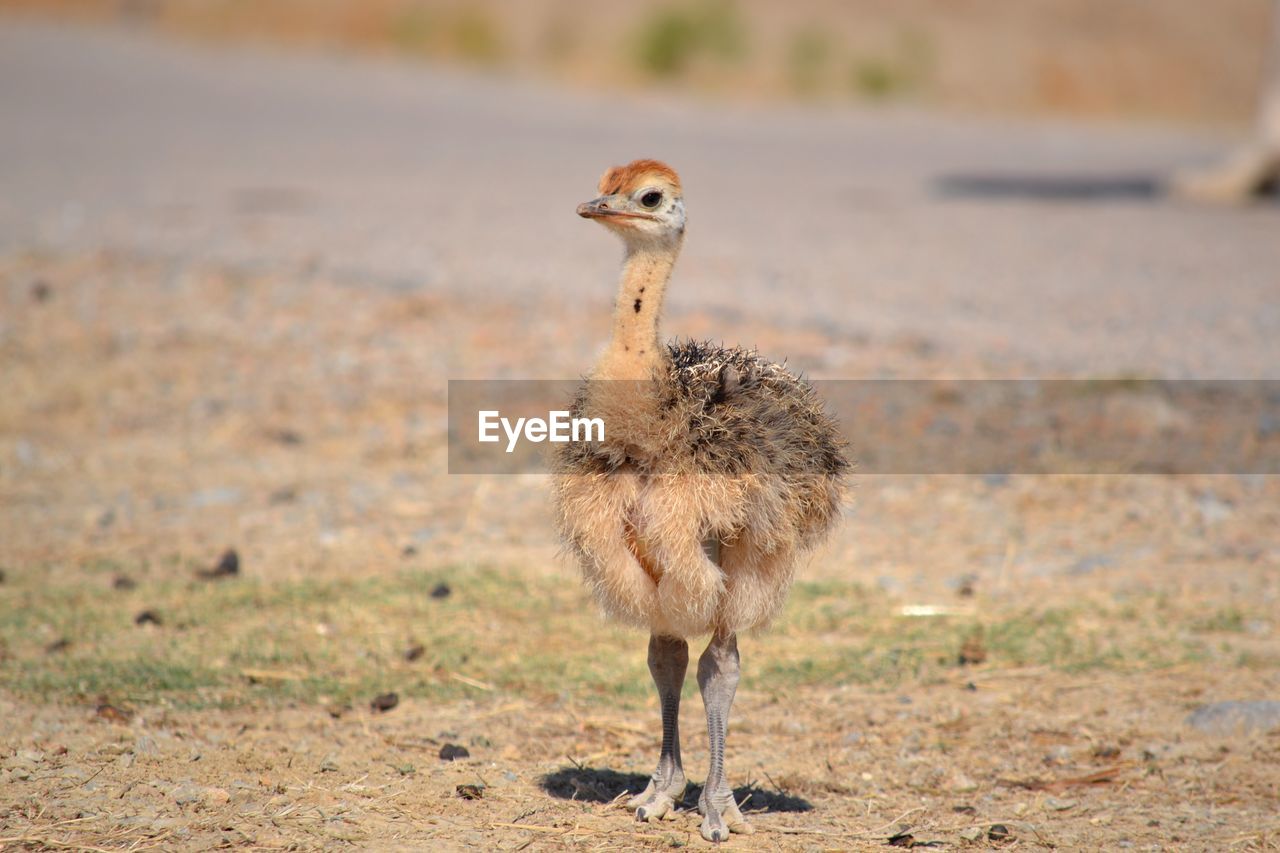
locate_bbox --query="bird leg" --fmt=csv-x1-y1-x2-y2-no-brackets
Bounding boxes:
697,631,753,841
629,634,688,821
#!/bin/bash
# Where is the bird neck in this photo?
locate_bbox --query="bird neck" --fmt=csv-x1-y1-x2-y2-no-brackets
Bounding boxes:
596,240,680,380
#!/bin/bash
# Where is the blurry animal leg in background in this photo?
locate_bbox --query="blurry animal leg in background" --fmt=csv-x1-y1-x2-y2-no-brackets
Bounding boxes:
1173,0,1280,202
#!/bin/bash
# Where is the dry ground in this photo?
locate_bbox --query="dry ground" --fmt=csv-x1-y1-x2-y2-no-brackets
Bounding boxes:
2,252,1279,850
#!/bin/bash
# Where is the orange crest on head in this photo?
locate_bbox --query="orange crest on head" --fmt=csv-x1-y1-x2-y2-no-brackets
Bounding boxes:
597,159,682,196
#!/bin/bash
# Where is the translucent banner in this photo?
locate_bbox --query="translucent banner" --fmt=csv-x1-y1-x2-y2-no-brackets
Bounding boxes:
448,380,1280,475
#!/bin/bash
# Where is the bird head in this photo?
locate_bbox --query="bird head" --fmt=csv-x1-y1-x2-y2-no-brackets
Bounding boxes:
577,159,685,248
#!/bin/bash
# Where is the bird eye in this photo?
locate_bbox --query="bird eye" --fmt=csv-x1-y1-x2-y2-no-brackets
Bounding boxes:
640,190,663,209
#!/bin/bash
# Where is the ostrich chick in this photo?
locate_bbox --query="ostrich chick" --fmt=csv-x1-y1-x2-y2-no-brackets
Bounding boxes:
553,160,848,842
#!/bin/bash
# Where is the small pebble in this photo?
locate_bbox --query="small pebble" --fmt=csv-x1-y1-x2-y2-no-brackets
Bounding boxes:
439,743,470,761
269,429,303,446
203,786,231,806
15,748,45,765
268,487,297,505
430,582,451,599
1043,745,1072,764
370,692,399,713
197,549,240,580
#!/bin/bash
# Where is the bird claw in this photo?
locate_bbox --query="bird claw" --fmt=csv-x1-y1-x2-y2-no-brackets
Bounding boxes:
627,775,684,821
625,790,651,811
699,791,752,841
699,812,753,841
634,794,675,822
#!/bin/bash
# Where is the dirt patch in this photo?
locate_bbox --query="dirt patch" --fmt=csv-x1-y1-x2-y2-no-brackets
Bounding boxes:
1,251,1278,849
2,670,1278,849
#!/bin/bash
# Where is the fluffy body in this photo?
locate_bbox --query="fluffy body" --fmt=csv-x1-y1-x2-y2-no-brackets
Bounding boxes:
553,341,847,638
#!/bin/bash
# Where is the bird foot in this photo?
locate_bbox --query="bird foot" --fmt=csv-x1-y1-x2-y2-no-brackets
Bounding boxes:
632,791,678,822
699,789,753,842
626,773,686,822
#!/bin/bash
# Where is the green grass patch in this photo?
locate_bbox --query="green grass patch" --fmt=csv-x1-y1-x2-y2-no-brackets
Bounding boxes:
849,29,934,101
0,563,1248,710
786,28,832,95
0,563,644,709
760,580,1220,692
633,0,746,78
386,6,505,66
1191,606,1246,633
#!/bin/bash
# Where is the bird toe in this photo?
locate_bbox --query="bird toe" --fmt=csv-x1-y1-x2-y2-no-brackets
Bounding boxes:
700,815,729,843
636,795,673,822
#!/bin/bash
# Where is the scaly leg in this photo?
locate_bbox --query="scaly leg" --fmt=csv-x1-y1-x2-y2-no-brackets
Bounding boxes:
628,634,688,821
697,631,753,842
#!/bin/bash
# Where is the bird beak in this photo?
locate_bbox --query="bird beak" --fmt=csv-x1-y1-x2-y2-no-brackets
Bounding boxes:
577,196,653,221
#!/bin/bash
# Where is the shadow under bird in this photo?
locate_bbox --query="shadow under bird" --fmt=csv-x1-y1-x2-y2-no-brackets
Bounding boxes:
553,160,849,842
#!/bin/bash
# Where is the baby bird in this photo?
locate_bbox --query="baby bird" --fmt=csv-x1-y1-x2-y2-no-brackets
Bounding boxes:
553,160,847,842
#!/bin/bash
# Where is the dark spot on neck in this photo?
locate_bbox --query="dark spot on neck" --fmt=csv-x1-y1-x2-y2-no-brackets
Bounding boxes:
639,287,646,294
633,298,642,313
624,345,630,351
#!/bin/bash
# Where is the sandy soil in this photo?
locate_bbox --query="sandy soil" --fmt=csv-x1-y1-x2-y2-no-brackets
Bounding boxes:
2,251,1278,850
2,667,1278,851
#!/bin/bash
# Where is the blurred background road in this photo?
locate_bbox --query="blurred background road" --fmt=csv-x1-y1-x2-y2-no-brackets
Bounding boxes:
2,19,1278,377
